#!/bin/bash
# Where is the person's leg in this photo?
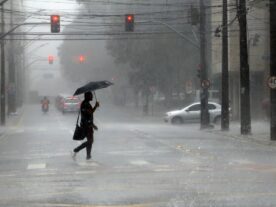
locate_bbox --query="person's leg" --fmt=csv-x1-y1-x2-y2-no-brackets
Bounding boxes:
86,128,94,159
74,127,89,153
72,140,88,160
74,141,88,153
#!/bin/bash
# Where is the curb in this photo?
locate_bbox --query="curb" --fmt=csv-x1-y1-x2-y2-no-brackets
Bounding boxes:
0,106,25,140
205,128,276,147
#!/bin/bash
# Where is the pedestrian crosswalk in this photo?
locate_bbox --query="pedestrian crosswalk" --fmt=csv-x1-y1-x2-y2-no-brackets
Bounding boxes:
9,126,72,133
0,151,201,181
27,163,46,170
22,158,185,175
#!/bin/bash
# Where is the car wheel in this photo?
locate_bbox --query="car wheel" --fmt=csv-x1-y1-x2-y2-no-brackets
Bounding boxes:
214,116,221,124
171,117,183,125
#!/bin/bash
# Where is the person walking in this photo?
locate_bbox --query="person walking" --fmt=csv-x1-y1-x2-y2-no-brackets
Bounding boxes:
72,91,99,160
41,96,50,112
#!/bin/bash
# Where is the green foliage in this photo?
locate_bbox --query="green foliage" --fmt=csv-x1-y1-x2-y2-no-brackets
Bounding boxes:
106,32,200,99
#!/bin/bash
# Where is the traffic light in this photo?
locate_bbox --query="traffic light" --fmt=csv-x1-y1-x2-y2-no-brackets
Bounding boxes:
50,15,60,33
79,55,85,63
48,55,54,64
197,69,201,78
125,14,134,32
197,64,201,78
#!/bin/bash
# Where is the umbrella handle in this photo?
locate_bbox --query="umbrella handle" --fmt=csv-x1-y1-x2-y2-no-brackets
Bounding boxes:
93,91,98,102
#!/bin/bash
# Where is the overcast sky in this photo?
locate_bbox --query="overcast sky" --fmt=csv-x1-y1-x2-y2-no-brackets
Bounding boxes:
23,0,80,96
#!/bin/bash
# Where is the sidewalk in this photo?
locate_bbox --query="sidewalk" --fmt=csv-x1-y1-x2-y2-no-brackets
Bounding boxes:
0,106,24,137
207,120,275,146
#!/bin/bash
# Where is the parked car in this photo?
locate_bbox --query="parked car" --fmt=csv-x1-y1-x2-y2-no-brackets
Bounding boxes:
164,102,223,124
56,94,81,113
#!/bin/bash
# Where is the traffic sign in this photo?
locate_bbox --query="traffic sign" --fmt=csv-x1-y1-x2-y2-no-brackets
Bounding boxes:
267,76,276,89
201,79,210,89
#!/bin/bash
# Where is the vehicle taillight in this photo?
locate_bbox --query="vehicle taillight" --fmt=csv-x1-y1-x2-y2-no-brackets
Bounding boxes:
63,102,67,108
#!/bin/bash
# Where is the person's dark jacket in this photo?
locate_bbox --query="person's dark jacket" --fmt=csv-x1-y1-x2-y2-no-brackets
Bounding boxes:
80,100,97,128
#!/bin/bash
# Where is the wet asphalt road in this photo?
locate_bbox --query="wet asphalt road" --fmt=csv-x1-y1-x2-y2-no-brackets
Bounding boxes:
0,104,276,207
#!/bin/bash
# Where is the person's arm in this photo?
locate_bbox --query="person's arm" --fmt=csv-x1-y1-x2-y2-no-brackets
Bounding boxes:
93,124,98,130
91,101,99,113
85,102,99,114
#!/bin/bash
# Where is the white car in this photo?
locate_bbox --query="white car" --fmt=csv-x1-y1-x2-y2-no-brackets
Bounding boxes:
164,102,222,124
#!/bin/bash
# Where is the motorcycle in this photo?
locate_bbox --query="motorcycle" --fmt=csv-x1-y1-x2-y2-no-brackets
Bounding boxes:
42,103,49,113
41,97,50,113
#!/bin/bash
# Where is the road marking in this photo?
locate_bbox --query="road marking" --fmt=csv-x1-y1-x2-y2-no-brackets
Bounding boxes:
35,203,158,207
37,127,47,132
130,160,150,166
32,172,57,176
14,128,25,133
75,170,96,175
77,161,99,167
27,163,46,170
0,173,16,177
154,168,175,172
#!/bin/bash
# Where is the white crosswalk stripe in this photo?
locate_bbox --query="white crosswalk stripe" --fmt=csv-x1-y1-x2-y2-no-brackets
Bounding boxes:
27,163,46,170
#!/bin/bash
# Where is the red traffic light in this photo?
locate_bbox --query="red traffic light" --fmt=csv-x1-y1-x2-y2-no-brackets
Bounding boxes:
79,55,85,63
127,15,133,22
48,55,54,64
50,15,60,33
51,15,59,22
125,14,134,32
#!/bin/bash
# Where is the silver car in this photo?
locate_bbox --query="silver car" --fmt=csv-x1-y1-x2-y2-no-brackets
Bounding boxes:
164,102,222,124
57,95,81,114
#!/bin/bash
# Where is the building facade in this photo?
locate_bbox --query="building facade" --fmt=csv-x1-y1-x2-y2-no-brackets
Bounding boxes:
210,0,270,119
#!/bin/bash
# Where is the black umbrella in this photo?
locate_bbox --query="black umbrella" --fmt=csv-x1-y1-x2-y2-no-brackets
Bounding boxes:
73,81,113,96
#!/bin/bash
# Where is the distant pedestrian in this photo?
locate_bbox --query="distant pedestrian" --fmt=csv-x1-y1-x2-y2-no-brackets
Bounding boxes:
41,96,50,112
72,91,99,160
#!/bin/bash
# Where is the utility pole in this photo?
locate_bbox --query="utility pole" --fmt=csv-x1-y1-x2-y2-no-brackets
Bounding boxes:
0,4,5,125
199,0,210,129
237,0,251,135
270,0,276,140
221,0,229,130
8,0,16,114
0,0,10,125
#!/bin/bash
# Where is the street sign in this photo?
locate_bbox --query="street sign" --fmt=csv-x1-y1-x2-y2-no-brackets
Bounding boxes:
201,79,210,89
267,76,276,89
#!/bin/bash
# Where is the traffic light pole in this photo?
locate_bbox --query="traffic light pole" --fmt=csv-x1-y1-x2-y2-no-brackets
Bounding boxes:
0,4,5,125
8,0,16,115
199,0,210,129
221,0,229,131
0,21,47,124
238,0,251,135
0,0,11,125
270,0,276,140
